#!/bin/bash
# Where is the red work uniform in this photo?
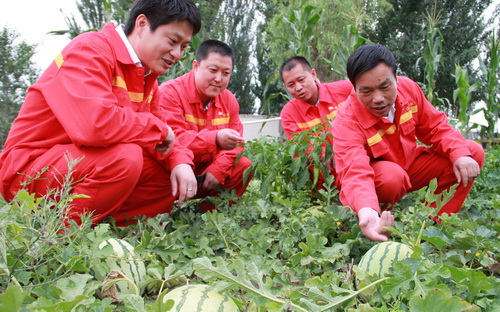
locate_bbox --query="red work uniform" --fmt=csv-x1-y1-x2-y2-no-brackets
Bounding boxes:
158,70,251,203
0,23,193,226
332,77,485,216
280,80,352,186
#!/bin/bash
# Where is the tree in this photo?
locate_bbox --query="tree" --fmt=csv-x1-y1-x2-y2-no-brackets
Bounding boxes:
0,27,39,147
368,0,494,116
254,0,389,114
215,0,258,113
53,0,134,38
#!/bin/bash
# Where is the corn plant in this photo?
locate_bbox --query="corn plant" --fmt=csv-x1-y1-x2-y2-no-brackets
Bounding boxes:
477,33,499,141
453,65,481,138
416,5,449,113
275,1,324,61
323,25,370,79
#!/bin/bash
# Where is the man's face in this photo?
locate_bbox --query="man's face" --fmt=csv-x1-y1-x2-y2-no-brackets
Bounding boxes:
134,16,193,75
354,63,398,117
282,63,319,105
193,52,233,103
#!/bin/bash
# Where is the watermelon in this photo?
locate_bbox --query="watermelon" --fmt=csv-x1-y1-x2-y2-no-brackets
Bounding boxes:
162,284,238,312
95,238,146,295
358,241,413,276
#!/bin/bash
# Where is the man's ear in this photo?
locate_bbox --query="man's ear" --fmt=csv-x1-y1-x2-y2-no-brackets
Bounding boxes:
311,68,318,80
135,14,149,32
192,60,199,70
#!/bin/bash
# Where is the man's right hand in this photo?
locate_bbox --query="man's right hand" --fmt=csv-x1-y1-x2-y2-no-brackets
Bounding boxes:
357,207,394,241
216,129,243,150
156,125,175,157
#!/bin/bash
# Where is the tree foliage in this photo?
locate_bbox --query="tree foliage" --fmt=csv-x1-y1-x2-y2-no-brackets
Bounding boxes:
368,0,495,116
0,27,39,147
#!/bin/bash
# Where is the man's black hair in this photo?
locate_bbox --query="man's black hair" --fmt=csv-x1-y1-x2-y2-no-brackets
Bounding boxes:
346,44,397,88
279,56,312,82
196,39,234,65
124,0,201,36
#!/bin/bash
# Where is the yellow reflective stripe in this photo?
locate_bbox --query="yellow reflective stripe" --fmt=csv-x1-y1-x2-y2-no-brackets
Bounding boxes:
55,53,64,69
112,76,144,102
399,111,412,124
384,125,396,134
296,111,337,129
185,114,206,126
399,104,418,124
146,93,153,103
367,132,383,146
113,76,127,89
297,118,322,129
212,117,230,126
326,111,337,119
367,125,396,146
128,92,144,102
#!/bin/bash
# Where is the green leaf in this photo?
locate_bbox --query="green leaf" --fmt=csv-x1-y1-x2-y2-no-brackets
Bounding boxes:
0,284,25,312
123,294,146,312
409,289,480,312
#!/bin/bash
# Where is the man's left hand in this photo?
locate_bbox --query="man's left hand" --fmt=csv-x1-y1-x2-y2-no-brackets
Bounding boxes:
453,156,480,187
170,164,197,205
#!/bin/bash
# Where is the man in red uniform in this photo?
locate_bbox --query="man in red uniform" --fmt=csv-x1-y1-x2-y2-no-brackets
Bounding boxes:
332,44,484,241
279,56,352,185
159,40,251,210
0,0,202,226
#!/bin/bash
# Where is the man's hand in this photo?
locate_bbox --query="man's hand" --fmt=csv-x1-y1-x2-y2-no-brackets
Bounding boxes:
453,156,480,187
358,208,394,241
216,129,244,150
202,171,221,191
170,163,197,205
156,125,175,157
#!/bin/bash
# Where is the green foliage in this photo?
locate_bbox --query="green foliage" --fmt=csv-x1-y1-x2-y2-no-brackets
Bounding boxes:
453,66,481,137
369,0,494,115
0,27,39,147
0,143,498,311
241,125,334,202
476,33,500,141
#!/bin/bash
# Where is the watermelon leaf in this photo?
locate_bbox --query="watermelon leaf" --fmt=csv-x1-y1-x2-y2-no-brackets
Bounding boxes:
193,257,309,312
408,289,480,312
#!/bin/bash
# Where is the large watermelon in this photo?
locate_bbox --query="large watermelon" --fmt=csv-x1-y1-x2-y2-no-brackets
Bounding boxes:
358,241,413,276
95,238,146,295
162,284,238,311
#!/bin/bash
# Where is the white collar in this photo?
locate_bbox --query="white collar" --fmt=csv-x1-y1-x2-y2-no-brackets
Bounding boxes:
115,25,152,76
385,104,396,122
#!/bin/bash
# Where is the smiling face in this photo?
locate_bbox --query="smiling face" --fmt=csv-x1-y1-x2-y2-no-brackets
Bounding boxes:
281,63,319,105
132,15,193,75
354,63,398,117
193,52,233,105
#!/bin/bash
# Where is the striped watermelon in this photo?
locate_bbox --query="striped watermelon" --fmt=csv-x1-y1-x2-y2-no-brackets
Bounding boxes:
358,241,413,276
162,284,238,312
96,238,146,295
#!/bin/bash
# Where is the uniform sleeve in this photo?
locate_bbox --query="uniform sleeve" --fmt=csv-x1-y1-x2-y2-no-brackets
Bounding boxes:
405,79,472,164
42,40,169,149
159,85,219,158
148,86,194,171
280,103,302,140
205,94,244,183
332,118,380,214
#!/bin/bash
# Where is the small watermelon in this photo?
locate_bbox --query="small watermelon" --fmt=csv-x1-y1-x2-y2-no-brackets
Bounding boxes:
358,241,413,276
95,238,146,295
162,284,238,312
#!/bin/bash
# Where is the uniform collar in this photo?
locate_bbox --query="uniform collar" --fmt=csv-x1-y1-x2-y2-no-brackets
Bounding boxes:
114,24,152,76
